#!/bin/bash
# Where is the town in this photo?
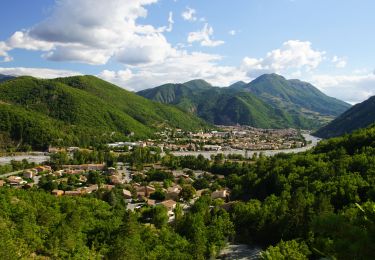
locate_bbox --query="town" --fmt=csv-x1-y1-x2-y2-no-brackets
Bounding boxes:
109,125,307,152
0,126,310,223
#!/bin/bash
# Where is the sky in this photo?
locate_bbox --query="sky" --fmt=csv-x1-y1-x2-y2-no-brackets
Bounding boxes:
1,0,375,104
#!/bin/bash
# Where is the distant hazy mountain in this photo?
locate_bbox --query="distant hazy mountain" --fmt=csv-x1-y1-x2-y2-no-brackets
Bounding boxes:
137,74,351,129
0,74,15,83
0,75,208,150
315,95,375,138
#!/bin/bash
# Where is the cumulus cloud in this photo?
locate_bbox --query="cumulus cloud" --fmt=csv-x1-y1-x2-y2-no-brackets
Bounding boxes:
0,67,82,78
311,73,375,104
242,40,325,77
98,51,248,91
187,24,224,47
331,56,347,68
0,0,175,65
181,7,197,21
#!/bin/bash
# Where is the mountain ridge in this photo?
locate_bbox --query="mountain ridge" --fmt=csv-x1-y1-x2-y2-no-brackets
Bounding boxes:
137,74,351,129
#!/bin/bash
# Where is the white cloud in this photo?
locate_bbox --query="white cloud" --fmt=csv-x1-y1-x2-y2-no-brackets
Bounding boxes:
187,24,224,47
98,51,249,91
181,7,197,21
242,40,325,77
0,67,82,78
0,0,175,65
166,12,174,32
331,55,347,68
310,73,375,104
0,41,13,62
228,30,236,36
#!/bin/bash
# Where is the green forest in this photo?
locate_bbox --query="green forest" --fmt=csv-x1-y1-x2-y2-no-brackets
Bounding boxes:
1,125,374,259
0,76,209,151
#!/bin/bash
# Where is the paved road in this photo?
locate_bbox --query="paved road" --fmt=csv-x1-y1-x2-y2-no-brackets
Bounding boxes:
170,134,321,159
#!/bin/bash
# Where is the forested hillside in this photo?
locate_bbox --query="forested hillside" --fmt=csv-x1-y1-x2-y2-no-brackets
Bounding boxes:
0,76,208,150
315,95,375,138
138,74,351,129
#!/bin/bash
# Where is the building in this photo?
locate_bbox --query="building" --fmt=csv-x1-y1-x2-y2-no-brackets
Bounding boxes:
122,189,132,199
160,199,177,215
84,184,99,194
7,176,26,186
166,185,181,200
62,164,105,171
52,189,64,196
211,189,230,200
23,170,36,179
64,190,82,196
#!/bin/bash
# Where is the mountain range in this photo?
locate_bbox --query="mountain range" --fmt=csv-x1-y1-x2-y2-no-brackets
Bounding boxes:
138,74,351,129
0,75,208,150
315,95,375,138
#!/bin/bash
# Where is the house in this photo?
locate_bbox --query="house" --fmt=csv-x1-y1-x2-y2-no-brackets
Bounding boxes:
122,189,132,199
136,185,156,197
52,189,64,196
23,170,36,179
79,175,88,183
109,175,123,185
211,190,230,200
84,184,99,194
166,185,181,200
101,184,115,191
160,199,177,215
35,166,51,173
7,176,26,186
62,164,105,171
64,190,82,196
196,189,209,197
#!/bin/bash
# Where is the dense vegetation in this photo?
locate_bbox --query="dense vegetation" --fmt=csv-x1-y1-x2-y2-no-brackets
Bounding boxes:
161,125,375,259
2,126,374,259
0,76,209,150
315,95,375,138
0,188,233,259
138,74,351,129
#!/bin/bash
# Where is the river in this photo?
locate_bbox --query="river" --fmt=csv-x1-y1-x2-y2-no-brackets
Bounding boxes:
171,134,321,159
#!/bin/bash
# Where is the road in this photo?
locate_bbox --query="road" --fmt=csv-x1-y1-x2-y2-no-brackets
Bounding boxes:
0,169,24,178
170,134,321,159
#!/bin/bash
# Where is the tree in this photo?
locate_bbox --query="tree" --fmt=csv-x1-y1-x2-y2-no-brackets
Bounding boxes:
179,185,196,202
261,240,311,260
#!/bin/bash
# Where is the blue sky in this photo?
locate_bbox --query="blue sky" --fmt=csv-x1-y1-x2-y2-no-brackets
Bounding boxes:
1,0,375,103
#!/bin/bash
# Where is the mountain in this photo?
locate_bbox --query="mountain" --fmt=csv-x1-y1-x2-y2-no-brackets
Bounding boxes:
0,74,14,83
138,79,298,128
241,74,351,126
0,75,208,150
315,95,375,138
137,74,351,129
